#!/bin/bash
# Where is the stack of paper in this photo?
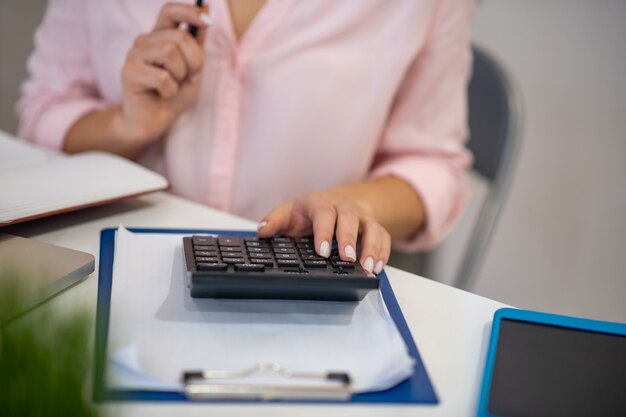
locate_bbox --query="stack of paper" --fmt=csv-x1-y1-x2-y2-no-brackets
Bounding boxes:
107,227,415,393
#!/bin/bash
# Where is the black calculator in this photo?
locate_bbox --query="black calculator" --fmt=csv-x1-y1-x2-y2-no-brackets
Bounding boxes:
182,235,379,301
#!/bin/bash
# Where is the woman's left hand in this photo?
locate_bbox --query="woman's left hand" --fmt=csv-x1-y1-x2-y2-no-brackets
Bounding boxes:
257,190,391,275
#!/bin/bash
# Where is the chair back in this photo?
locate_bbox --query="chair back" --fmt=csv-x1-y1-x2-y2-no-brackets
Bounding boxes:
467,46,521,183
452,45,523,290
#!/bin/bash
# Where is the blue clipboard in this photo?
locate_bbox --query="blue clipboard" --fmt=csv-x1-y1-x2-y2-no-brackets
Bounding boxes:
94,227,438,404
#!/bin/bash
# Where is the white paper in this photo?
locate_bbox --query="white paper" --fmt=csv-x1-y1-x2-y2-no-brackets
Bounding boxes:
0,130,57,170
107,227,415,393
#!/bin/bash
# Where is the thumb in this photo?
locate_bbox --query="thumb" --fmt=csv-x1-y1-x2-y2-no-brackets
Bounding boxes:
257,204,293,238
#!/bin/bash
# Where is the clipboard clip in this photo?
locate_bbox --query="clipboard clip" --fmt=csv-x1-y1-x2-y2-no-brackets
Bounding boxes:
182,363,352,401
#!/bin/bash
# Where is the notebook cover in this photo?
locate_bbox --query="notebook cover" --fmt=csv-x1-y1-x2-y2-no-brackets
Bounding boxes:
94,227,438,404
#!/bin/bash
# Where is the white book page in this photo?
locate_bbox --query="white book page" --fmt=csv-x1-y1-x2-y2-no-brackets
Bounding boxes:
0,130,59,170
0,131,168,224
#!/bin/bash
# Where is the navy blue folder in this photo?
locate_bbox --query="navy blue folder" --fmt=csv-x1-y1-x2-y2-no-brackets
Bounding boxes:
94,227,438,404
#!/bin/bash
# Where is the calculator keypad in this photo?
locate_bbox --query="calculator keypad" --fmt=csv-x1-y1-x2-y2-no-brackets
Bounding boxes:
192,236,326,273
187,235,370,276
183,235,379,301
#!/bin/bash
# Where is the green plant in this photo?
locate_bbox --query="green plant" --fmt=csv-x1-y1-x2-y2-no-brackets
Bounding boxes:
0,273,99,417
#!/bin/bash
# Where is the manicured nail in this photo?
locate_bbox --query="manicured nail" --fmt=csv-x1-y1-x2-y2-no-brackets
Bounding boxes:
320,241,330,258
199,13,213,26
363,257,374,273
344,245,356,261
374,260,384,275
257,221,267,230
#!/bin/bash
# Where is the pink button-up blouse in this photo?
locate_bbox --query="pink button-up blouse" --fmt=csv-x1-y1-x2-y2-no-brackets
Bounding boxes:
18,0,474,250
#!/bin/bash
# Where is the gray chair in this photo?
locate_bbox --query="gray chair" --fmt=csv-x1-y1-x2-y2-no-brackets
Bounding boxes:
389,45,523,291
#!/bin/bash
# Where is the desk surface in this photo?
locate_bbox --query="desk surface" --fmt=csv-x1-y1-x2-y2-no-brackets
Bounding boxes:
8,191,507,417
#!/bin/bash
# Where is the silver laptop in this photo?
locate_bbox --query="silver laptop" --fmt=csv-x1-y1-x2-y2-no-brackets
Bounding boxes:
0,233,94,322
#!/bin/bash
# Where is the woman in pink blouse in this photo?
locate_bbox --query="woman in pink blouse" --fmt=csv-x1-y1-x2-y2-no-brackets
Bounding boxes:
18,0,474,275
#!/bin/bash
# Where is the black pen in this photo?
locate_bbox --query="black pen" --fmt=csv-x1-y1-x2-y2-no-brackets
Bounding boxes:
188,0,205,39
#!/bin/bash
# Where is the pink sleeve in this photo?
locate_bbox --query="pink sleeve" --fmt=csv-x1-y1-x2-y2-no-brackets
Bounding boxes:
17,0,108,150
369,0,475,251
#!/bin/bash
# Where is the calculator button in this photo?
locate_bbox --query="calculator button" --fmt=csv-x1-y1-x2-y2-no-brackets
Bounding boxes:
301,254,324,260
234,263,266,272
193,236,217,245
195,257,220,263
273,247,295,254
297,242,313,249
304,260,328,268
193,245,215,251
253,258,275,267
271,237,291,242
197,262,227,271
222,257,245,264
332,261,355,270
247,247,270,253
244,237,260,242
299,248,315,254
272,242,294,249
295,238,312,243
218,237,240,247
221,252,243,258
275,253,297,260
249,253,273,259
221,247,243,253
245,241,269,248
195,250,217,257
277,259,300,266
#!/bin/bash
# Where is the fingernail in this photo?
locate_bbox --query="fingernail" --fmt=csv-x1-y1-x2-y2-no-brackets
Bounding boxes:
374,260,384,275
257,221,267,230
344,245,356,261
320,241,330,258
363,257,374,273
199,13,213,26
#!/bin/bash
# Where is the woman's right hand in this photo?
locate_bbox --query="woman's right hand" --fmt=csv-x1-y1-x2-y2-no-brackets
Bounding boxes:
116,3,211,146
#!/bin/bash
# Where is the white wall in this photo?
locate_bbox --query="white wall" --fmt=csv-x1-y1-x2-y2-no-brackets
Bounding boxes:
467,0,626,323
0,0,46,134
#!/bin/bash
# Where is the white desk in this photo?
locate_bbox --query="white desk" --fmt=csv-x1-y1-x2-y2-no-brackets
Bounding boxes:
7,191,507,417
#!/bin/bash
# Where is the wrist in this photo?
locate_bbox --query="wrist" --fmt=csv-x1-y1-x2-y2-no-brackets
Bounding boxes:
110,106,138,143
110,106,159,152
330,177,425,239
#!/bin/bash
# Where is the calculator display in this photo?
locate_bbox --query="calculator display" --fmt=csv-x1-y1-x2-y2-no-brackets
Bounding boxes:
488,319,626,417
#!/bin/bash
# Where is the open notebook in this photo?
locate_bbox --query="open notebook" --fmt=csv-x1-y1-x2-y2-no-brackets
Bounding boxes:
0,130,168,226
